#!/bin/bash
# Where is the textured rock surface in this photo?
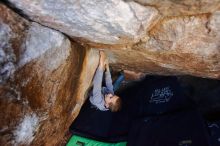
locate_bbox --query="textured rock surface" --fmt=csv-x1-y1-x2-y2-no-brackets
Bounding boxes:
7,0,159,45
105,11,220,79
0,4,99,145
132,0,220,16
0,4,28,84
6,0,220,79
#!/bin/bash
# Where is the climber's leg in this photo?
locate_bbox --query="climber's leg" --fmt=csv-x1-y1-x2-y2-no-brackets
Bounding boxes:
113,71,125,92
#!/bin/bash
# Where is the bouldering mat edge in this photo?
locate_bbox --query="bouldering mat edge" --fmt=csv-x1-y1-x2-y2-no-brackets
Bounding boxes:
67,135,127,146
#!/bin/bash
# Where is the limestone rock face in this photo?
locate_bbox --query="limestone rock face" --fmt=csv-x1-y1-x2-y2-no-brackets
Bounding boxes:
0,4,99,145
7,0,159,45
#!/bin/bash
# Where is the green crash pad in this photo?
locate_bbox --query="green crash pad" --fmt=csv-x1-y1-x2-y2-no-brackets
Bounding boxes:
66,135,127,146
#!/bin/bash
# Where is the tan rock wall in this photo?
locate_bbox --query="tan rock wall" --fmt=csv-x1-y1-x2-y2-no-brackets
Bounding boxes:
132,0,220,16
105,12,220,79
7,0,159,45
0,4,99,145
5,0,220,79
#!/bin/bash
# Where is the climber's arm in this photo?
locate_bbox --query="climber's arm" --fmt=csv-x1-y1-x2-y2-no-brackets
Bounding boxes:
105,63,114,95
90,66,104,104
90,51,106,105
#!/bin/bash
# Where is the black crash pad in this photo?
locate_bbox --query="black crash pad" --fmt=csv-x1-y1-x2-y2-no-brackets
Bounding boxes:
134,76,193,116
69,76,193,143
208,120,220,146
127,110,211,146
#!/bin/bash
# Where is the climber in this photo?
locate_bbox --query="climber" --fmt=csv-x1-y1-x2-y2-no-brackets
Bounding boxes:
89,51,122,112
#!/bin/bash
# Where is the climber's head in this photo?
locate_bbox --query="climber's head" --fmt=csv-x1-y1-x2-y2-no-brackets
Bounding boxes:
104,93,122,112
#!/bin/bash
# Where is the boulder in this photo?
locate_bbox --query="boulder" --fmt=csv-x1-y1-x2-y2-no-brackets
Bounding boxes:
7,0,159,46
0,4,99,145
6,0,220,79
1,1,220,145
104,11,220,79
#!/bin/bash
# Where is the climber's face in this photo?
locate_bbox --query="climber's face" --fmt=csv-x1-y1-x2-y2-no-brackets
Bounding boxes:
104,93,117,108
